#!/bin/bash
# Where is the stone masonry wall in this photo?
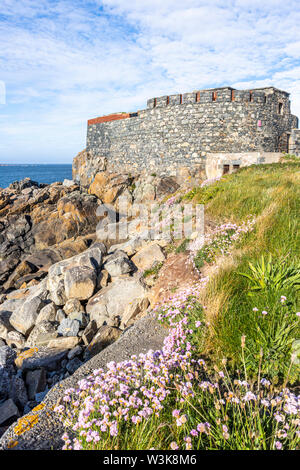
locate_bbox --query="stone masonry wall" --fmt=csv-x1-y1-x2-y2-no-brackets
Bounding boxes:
85,87,298,178
290,129,300,156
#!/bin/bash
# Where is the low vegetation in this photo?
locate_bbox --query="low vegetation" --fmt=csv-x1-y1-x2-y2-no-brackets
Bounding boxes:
57,160,300,450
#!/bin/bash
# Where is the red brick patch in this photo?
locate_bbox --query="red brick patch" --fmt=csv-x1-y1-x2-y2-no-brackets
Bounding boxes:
88,113,131,126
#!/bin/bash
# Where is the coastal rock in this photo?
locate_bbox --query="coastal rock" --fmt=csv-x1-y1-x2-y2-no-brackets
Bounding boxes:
57,318,80,337
131,243,165,271
87,325,121,356
0,399,19,426
15,347,68,371
67,345,82,360
120,297,150,329
8,376,28,410
25,369,47,401
63,299,84,315
66,357,83,374
86,278,148,327
104,250,134,277
47,244,103,305
36,302,57,323
47,336,79,350
82,320,98,346
64,265,96,300
88,172,132,204
6,330,26,349
9,296,45,336
25,321,58,348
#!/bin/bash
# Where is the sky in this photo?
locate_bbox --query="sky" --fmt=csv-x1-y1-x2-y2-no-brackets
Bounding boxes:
0,0,299,164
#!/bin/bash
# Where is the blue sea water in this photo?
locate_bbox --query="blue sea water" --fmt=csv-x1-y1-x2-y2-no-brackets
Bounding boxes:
0,164,73,189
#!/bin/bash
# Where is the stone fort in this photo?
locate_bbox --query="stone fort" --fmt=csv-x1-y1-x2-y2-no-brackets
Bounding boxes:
83,86,300,182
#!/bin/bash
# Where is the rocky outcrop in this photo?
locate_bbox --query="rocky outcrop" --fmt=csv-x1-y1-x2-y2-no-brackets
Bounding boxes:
0,178,102,293
0,165,185,439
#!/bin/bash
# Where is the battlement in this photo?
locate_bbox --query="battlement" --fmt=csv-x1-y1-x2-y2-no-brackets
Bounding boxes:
147,86,290,109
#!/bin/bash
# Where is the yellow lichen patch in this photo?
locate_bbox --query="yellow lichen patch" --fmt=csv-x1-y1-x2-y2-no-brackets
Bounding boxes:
15,347,38,368
31,403,46,413
14,414,39,436
7,440,19,449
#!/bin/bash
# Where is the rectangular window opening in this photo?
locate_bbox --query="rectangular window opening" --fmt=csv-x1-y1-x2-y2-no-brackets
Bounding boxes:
278,102,283,114
212,91,217,102
196,91,200,103
249,91,253,102
223,164,230,174
231,90,235,101
179,94,182,104
153,98,157,108
233,164,240,171
166,96,169,105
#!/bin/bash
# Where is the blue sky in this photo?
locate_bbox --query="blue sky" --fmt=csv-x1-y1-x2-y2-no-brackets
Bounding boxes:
0,0,299,163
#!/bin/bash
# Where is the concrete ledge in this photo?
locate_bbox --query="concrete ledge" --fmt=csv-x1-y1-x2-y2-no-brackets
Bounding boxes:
0,314,168,450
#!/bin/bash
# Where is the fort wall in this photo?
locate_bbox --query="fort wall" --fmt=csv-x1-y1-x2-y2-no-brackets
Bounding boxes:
85,86,299,179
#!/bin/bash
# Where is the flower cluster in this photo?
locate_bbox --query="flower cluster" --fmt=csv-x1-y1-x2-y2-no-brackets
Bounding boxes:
55,286,299,451
188,218,255,275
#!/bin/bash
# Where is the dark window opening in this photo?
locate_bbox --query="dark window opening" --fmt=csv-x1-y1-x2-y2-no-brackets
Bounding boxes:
212,91,217,102
264,95,267,104
223,164,230,174
179,94,182,104
196,91,200,102
233,164,240,171
249,91,253,102
278,102,283,114
154,98,157,108
166,96,169,105
231,90,235,101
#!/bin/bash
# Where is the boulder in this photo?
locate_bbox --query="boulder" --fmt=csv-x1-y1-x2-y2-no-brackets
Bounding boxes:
131,243,165,271
15,347,67,371
47,336,79,350
55,309,66,323
0,311,14,340
66,357,83,374
9,296,45,336
104,250,134,277
8,376,28,410
120,297,150,329
0,347,17,400
67,345,82,360
109,236,148,257
86,278,148,328
87,325,121,356
36,302,57,324
63,299,84,315
64,265,96,300
25,368,47,401
0,399,19,426
57,318,80,337
47,245,103,305
68,311,88,328
48,277,67,306
82,320,98,346
6,330,25,349
25,321,58,348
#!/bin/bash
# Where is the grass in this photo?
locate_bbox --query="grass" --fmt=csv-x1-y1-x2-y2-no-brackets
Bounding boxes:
192,162,300,374
142,261,164,279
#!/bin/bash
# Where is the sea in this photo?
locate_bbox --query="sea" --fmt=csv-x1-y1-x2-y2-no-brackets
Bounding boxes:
0,164,73,189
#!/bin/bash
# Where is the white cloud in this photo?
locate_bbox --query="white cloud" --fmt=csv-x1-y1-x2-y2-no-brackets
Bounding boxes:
0,0,299,163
